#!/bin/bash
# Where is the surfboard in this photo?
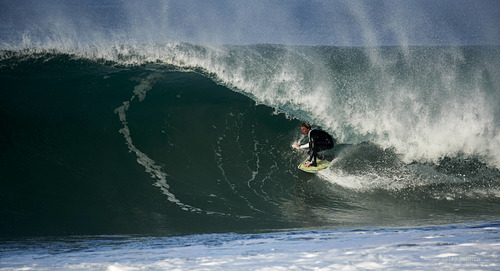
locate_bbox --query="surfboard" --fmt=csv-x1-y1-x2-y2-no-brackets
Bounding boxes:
298,159,330,173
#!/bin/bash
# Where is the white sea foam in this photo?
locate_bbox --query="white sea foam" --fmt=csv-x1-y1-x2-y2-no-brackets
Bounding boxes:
1,222,498,271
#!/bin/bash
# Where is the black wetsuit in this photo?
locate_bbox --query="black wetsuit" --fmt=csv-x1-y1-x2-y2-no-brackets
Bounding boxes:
307,129,334,167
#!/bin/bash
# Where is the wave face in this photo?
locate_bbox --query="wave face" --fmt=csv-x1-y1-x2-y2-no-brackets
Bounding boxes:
1,44,500,237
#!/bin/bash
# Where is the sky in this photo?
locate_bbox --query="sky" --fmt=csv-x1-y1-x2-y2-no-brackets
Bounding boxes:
1,0,499,46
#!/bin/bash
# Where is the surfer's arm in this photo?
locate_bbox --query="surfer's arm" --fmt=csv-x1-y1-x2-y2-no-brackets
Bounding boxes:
293,142,309,149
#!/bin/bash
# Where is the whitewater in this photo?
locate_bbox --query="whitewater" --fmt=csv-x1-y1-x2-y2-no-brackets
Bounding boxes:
1,222,499,270
1,0,500,270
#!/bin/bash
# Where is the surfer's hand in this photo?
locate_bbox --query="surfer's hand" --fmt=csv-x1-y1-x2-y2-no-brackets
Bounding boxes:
293,142,300,149
304,161,311,167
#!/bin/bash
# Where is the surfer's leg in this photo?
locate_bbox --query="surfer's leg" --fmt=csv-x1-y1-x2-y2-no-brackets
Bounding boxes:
314,142,334,162
310,149,318,167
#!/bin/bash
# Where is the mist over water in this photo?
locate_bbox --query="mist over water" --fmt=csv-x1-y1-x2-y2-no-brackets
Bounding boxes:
2,0,499,47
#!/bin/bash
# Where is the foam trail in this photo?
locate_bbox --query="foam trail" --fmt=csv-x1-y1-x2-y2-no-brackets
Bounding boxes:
213,129,264,214
114,73,202,212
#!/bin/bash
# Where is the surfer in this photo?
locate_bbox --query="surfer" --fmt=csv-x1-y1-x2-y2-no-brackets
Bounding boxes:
293,122,334,167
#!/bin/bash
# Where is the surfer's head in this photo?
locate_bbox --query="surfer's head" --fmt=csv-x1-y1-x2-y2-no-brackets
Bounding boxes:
301,122,311,135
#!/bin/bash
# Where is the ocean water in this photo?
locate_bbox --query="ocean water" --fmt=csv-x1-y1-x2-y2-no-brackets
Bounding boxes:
1,1,500,270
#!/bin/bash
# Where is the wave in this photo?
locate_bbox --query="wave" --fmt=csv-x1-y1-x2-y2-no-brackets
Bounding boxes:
1,44,500,236
3,43,499,165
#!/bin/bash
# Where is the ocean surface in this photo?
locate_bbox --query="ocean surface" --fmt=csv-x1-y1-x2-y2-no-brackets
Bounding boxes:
1,1,500,270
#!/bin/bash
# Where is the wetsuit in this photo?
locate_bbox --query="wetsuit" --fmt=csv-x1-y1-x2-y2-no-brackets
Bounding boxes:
299,129,334,167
